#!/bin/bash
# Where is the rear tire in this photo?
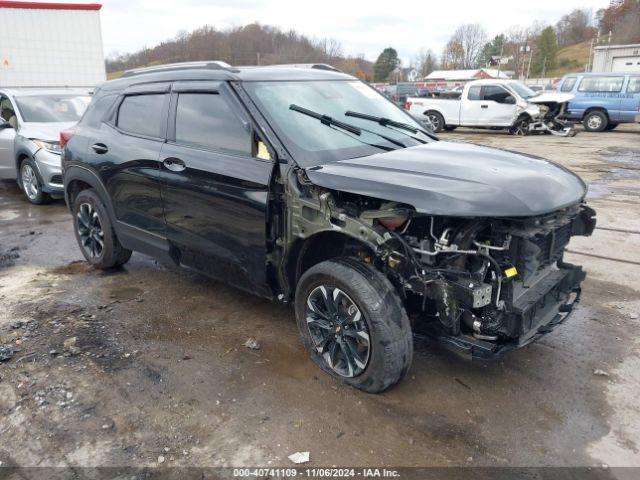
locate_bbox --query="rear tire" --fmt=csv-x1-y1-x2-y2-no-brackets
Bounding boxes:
295,258,413,393
72,189,132,269
20,158,51,205
425,111,445,133
583,111,608,132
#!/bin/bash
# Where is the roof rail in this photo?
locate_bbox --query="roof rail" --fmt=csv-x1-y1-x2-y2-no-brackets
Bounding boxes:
121,61,238,78
270,63,342,72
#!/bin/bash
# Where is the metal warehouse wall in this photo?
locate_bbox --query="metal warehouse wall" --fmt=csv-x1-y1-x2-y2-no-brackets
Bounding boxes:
0,6,106,87
592,44,640,73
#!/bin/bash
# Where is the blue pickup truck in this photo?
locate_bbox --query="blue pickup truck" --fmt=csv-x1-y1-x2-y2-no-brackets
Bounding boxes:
558,72,640,131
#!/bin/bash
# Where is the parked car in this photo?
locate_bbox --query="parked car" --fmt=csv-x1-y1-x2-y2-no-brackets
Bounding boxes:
0,88,91,203
386,83,418,106
62,61,595,392
406,79,575,136
558,72,640,131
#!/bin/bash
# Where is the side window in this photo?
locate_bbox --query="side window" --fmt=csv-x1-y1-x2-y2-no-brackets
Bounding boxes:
560,77,577,92
467,86,481,100
174,93,251,156
0,95,17,127
117,94,167,138
80,94,117,128
482,85,512,103
627,77,640,94
578,76,624,93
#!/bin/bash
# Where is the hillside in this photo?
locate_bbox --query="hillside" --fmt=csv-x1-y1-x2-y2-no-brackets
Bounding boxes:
546,40,591,78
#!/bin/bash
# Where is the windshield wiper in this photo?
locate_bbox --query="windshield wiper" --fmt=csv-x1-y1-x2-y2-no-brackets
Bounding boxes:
289,104,405,149
345,110,437,141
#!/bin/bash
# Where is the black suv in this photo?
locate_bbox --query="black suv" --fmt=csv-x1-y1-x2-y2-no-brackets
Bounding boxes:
62,61,595,392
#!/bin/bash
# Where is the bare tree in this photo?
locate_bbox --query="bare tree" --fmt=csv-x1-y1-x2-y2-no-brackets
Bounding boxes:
441,39,465,69
414,48,439,77
449,23,488,68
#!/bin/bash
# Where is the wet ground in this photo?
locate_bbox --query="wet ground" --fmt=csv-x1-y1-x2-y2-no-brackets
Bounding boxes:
0,124,639,474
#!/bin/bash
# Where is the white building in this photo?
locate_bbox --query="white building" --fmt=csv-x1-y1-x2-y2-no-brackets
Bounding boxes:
592,44,640,73
0,1,106,87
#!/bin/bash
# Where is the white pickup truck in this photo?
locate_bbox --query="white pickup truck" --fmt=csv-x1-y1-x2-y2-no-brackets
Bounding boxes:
407,79,575,136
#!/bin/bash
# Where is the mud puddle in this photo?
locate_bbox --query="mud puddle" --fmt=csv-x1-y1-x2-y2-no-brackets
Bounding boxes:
587,147,640,200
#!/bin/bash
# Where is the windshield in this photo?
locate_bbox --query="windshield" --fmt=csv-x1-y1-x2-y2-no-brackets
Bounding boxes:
15,95,91,123
244,80,431,166
507,81,537,99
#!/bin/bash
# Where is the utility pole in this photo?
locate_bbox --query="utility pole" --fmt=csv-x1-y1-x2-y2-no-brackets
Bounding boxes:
256,52,260,66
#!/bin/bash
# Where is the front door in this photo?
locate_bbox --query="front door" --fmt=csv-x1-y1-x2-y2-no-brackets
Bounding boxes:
0,95,17,179
480,85,518,126
159,82,274,296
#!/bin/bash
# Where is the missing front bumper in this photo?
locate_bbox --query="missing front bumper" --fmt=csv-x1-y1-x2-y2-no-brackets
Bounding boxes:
419,263,586,360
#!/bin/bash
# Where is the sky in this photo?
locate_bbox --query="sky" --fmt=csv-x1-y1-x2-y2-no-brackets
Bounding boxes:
50,0,613,64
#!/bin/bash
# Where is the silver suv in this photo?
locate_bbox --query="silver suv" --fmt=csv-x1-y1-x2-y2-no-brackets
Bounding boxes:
0,88,91,204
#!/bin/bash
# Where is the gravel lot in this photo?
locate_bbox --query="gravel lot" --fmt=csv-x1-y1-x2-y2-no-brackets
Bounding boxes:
0,125,639,474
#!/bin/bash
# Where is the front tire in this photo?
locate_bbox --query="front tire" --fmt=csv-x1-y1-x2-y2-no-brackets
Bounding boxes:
295,258,413,393
509,116,531,136
72,189,132,269
583,111,608,132
20,159,51,205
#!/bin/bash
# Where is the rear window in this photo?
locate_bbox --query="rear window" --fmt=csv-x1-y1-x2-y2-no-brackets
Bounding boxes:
117,94,167,138
174,93,250,155
578,76,624,93
560,77,577,92
627,77,640,94
467,86,481,100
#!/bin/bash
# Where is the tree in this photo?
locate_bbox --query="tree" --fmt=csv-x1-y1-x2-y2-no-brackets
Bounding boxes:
480,34,506,67
597,0,640,44
441,39,465,69
447,23,488,68
373,47,399,82
414,48,438,77
532,26,558,77
556,9,597,46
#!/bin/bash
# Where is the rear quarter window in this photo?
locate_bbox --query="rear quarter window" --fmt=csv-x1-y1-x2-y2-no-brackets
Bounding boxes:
116,94,167,138
627,77,640,94
80,94,117,128
577,76,624,93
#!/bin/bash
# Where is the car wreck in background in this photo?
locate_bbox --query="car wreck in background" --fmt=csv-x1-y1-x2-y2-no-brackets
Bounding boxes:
406,79,576,136
62,62,596,393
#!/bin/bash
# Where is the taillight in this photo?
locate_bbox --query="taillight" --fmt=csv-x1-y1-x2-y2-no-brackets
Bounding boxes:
60,129,75,149
405,101,412,110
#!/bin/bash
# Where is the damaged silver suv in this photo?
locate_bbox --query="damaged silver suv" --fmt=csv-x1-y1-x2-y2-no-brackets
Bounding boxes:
62,62,596,392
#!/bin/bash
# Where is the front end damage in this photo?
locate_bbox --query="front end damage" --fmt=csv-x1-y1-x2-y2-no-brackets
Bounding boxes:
527,93,577,137
279,169,596,359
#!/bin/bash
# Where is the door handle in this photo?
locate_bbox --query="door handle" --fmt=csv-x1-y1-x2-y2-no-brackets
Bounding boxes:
163,157,186,172
481,105,489,109
91,143,109,154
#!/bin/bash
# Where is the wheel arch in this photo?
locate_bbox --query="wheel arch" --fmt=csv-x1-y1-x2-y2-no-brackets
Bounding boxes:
64,165,116,220
582,106,609,120
286,230,376,295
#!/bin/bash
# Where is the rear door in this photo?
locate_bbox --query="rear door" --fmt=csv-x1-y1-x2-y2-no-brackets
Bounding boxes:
97,83,169,236
159,81,274,296
459,85,483,125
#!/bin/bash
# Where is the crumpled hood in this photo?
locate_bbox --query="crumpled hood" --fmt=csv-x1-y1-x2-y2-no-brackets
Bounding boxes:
305,141,587,217
529,92,574,104
18,122,77,143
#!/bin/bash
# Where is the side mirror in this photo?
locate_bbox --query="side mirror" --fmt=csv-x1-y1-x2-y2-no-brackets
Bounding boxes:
504,95,516,105
0,120,13,130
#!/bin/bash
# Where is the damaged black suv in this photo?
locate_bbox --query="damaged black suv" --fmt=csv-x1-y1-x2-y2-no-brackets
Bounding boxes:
62,61,596,393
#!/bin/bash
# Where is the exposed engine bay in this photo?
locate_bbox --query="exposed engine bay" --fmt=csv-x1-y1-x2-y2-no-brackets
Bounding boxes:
527,94,576,137
281,171,597,358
